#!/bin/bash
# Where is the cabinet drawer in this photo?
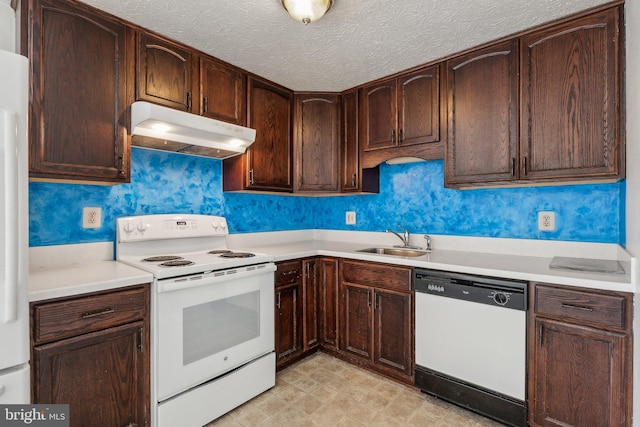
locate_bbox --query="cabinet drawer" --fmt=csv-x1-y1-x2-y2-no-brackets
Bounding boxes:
341,260,411,292
32,286,148,344
275,260,302,287
534,284,630,330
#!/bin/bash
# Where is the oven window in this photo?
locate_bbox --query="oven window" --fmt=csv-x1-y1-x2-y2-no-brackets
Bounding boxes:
183,290,260,365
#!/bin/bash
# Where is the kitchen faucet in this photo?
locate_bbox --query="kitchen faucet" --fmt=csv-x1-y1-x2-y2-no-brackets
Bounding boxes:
386,226,432,252
386,225,411,248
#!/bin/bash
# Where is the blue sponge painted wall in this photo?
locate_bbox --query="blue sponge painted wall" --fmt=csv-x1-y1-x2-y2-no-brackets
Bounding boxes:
29,148,623,246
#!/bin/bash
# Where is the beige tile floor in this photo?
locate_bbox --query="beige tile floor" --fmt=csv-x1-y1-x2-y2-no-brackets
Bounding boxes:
206,353,503,427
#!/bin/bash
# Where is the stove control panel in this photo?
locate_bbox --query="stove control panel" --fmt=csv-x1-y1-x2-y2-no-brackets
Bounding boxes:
117,214,228,242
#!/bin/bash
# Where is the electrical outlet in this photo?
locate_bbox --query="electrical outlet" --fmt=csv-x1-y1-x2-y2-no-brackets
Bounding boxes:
83,207,102,229
345,211,356,225
538,211,556,231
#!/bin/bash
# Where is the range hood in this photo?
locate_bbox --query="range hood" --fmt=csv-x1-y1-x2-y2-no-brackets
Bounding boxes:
130,101,256,159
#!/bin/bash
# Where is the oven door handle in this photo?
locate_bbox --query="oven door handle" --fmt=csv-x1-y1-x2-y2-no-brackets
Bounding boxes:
157,263,276,293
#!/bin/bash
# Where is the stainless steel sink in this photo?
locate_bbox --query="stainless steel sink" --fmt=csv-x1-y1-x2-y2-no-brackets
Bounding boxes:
357,247,430,257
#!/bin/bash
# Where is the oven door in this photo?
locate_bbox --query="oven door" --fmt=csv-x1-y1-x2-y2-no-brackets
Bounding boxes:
156,263,275,401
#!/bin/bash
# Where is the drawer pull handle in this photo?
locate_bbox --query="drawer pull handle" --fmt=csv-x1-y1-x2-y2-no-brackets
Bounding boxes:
561,303,593,312
82,308,115,319
282,270,298,276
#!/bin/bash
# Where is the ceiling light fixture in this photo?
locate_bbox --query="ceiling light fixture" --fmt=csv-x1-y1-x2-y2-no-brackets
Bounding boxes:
281,0,334,25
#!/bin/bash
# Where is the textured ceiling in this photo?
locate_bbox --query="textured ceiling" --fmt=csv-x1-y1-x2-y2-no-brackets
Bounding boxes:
82,0,612,92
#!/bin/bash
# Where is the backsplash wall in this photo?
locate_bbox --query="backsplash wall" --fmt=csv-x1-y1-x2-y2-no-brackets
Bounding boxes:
29,148,624,246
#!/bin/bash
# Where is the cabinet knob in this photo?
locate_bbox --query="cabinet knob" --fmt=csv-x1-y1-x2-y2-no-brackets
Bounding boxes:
249,169,255,185
399,128,403,143
391,129,396,144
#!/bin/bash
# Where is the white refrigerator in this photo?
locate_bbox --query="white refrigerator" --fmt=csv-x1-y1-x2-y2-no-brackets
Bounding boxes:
0,48,30,403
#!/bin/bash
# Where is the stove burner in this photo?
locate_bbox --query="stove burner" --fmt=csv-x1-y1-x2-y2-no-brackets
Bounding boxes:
160,260,195,267
219,252,256,259
143,255,183,262
208,250,233,254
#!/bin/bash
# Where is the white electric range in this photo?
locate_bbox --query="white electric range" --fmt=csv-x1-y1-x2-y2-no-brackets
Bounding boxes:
116,214,276,427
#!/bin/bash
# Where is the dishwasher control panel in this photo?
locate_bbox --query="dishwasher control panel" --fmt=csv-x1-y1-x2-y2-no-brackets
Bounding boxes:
414,269,526,311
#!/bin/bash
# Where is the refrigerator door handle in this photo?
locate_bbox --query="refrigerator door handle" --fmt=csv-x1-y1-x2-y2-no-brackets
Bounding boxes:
2,110,19,323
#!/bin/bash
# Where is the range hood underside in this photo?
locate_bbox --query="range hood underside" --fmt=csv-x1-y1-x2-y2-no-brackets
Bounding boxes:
131,135,241,159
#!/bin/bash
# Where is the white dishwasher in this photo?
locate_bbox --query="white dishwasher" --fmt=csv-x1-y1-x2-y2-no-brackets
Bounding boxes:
414,269,527,427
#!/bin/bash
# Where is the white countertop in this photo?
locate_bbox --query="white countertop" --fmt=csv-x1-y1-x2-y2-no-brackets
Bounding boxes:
29,258,153,302
229,231,636,293
28,232,636,302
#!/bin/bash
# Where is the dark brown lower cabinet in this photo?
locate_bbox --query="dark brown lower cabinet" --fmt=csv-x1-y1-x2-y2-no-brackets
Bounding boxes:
374,289,412,376
529,283,632,427
34,323,147,427
339,259,413,383
275,281,303,366
275,260,303,369
302,258,319,350
31,285,150,427
318,258,339,350
342,283,373,360
276,257,339,370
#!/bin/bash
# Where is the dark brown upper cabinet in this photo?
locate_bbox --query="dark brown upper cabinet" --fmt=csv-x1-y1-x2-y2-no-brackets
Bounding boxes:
136,31,195,112
199,56,247,126
360,65,444,168
445,40,520,187
294,93,340,192
223,77,294,192
25,0,132,183
520,7,623,181
446,5,624,188
341,90,360,192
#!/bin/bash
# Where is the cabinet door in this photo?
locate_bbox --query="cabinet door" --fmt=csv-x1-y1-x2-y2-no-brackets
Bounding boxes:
294,94,340,192
27,0,131,182
33,322,148,427
398,66,440,146
247,77,293,191
341,90,359,192
445,39,519,187
200,57,246,125
361,79,397,151
340,283,373,360
137,31,194,112
521,8,622,181
302,259,319,350
530,318,628,427
275,283,302,365
319,258,339,349
374,289,412,377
